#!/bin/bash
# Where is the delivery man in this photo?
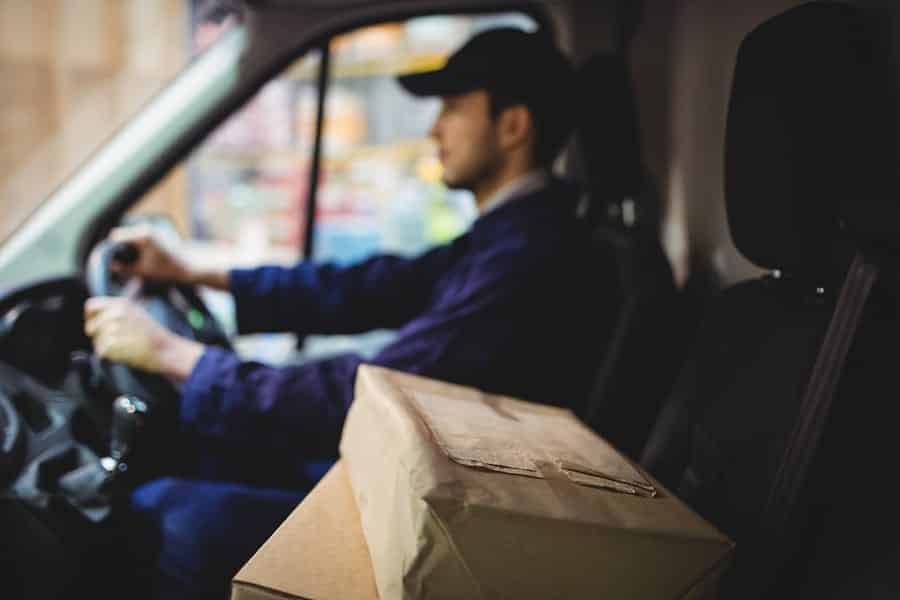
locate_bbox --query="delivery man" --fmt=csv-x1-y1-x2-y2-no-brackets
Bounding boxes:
85,26,615,600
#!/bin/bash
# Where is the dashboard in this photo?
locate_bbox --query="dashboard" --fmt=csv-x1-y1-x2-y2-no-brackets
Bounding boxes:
0,279,112,511
0,274,228,524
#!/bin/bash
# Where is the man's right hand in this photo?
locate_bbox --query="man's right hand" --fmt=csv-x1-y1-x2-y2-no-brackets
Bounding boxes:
109,226,194,284
85,296,205,382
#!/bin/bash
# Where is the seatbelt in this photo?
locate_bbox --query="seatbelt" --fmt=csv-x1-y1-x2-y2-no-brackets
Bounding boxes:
752,251,879,596
766,251,878,530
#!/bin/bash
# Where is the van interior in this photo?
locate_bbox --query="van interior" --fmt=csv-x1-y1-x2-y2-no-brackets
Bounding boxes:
1,0,899,598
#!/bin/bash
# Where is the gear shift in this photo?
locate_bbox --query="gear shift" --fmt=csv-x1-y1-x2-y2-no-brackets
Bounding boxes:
101,395,148,474
56,395,148,521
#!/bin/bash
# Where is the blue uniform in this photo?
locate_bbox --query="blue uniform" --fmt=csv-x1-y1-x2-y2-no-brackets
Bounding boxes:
130,178,615,599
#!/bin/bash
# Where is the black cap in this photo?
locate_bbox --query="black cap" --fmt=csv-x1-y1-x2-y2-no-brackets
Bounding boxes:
398,27,574,105
398,27,576,164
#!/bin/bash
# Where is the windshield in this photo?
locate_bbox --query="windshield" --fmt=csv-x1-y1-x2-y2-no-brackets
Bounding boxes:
0,2,231,246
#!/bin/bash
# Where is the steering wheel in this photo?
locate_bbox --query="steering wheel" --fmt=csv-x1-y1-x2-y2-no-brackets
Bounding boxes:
84,239,232,409
0,392,24,488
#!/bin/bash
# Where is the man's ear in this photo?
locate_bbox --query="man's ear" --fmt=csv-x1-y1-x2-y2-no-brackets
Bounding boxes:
498,104,534,151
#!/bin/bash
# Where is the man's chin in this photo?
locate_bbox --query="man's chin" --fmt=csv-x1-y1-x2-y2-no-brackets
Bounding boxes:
441,175,472,192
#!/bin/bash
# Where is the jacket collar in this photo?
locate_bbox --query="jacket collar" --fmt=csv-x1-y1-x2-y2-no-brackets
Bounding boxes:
469,176,579,246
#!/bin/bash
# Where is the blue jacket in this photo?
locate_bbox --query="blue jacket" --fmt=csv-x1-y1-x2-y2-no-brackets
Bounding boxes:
179,179,615,457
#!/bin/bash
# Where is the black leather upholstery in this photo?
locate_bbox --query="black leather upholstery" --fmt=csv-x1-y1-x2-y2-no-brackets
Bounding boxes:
642,2,900,597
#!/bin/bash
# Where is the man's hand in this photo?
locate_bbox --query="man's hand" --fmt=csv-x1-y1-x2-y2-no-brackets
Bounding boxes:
84,297,205,382
109,226,194,284
108,226,231,290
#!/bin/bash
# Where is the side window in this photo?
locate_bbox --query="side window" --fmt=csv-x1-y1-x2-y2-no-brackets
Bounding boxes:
128,10,538,365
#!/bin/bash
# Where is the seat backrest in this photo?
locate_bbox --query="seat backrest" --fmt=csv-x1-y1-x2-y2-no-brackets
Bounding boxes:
572,53,695,460
641,3,899,597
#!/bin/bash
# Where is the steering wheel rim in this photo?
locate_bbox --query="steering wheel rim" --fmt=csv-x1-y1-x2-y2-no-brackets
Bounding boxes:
0,391,25,487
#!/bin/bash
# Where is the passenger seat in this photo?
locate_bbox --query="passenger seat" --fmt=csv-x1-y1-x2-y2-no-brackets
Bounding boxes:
641,3,899,598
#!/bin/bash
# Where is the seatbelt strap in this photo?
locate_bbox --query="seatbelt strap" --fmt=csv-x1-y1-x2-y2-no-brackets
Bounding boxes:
753,251,879,593
765,252,878,529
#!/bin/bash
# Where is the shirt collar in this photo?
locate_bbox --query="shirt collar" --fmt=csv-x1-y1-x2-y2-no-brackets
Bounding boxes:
478,169,550,217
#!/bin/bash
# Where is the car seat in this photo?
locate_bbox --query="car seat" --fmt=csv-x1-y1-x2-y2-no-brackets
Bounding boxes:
641,3,900,597
572,52,696,460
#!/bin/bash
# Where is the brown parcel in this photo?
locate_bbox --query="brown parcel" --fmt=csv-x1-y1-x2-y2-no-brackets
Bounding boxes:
340,365,735,600
231,460,379,600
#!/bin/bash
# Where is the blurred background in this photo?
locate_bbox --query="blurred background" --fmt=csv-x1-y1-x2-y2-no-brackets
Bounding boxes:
0,1,188,244
0,0,535,362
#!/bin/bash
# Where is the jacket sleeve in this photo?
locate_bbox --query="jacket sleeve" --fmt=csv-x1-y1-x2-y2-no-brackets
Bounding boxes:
179,346,362,458
177,247,528,458
367,258,524,387
228,241,459,336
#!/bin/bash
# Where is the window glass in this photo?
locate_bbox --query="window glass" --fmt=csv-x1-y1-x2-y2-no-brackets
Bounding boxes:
131,5,312,270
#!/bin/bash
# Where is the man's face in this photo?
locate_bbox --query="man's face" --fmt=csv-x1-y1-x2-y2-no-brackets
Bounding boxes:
428,90,503,192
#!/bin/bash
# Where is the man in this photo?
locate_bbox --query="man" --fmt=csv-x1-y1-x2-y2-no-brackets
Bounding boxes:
85,27,614,600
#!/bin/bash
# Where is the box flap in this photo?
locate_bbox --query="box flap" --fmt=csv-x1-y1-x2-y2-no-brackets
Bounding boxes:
231,461,379,600
409,389,656,497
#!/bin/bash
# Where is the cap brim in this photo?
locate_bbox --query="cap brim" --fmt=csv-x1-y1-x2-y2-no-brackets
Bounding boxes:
397,67,480,97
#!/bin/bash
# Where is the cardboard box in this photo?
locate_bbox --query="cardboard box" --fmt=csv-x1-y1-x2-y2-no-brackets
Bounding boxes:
339,365,735,599
231,460,379,600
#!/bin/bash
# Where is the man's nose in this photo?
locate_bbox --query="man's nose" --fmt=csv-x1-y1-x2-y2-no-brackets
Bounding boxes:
427,118,440,140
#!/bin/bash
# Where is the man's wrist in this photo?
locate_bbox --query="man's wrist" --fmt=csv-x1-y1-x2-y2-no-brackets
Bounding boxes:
190,267,230,290
157,333,206,383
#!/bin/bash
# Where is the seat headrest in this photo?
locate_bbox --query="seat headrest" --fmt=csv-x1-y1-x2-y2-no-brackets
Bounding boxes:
575,53,644,209
725,1,899,275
